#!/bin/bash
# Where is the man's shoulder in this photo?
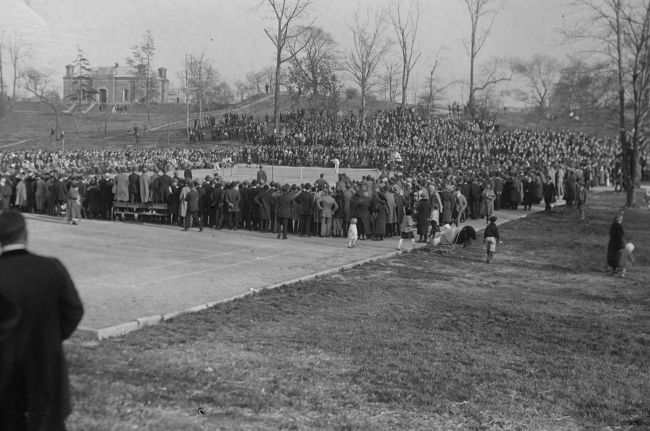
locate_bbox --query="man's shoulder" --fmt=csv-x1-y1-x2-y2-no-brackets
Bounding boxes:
0,250,61,267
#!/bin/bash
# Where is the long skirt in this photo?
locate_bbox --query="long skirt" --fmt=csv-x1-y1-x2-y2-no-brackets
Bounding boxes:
66,199,81,219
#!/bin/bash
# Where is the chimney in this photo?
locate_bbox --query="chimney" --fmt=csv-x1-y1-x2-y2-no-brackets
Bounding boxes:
114,62,119,68
158,67,167,79
65,64,74,77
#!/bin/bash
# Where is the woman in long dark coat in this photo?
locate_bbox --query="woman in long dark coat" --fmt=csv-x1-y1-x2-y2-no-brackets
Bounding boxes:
504,177,518,210
440,188,455,225
370,189,388,240
168,181,181,225
565,171,577,206
607,212,625,274
415,196,431,242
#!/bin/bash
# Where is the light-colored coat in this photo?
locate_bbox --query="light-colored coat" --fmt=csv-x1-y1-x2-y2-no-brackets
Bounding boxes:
112,173,129,202
179,185,190,218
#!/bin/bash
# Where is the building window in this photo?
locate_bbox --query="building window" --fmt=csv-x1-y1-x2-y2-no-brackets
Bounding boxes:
122,89,128,101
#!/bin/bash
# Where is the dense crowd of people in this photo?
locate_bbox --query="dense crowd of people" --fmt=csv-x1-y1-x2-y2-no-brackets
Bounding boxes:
0,109,645,240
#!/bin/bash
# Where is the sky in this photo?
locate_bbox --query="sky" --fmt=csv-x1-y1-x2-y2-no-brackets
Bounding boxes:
0,0,581,103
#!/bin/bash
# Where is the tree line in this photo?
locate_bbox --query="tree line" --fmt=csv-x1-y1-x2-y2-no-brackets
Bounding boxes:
1,0,648,206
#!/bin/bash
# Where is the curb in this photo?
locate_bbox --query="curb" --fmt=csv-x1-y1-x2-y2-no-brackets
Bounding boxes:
75,250,402,341
73,203,564,341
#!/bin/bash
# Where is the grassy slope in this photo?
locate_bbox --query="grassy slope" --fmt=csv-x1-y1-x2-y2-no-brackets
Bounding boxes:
1,96,626,151
65,191,650,431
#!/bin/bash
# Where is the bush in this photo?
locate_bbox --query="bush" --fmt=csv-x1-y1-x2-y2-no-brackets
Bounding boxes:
345,87,359,100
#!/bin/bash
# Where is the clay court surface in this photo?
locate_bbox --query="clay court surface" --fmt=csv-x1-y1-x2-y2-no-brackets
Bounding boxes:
25,212,539,337
25,213,399,333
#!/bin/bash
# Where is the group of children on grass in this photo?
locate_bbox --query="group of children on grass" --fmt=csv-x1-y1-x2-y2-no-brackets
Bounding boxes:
347,205,637,276
347,210,501,264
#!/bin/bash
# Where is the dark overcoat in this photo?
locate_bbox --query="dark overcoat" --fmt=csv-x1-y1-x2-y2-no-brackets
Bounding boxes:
0,249,84,430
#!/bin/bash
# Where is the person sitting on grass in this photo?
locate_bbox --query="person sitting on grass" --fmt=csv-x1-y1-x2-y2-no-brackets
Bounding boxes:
484,215,500,264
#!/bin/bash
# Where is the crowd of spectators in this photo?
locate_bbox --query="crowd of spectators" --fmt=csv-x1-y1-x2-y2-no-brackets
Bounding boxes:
0,108,645,240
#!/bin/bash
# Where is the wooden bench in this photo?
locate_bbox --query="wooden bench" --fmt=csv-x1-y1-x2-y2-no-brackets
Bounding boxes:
113,202,169,222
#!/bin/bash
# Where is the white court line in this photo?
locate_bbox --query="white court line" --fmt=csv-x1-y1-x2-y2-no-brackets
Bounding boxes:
0,139,28,148
84,251,293,288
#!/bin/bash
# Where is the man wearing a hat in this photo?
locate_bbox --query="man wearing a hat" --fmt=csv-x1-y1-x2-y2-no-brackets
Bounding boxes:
274,184,293,239
0,210,84,430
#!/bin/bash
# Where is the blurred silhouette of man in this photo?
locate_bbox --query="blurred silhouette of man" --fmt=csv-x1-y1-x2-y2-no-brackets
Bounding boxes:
0,210,84,431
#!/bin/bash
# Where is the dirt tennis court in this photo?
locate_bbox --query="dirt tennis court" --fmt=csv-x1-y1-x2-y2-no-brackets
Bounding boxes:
24,212,398,337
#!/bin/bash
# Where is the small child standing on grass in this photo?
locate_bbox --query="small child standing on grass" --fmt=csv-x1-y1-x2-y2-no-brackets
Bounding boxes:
484,215,500,263
618,242,635,278
347,217,358,248
397,208,416,252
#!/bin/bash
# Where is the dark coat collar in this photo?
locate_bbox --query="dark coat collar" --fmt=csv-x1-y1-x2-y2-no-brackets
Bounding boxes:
0,249,30,257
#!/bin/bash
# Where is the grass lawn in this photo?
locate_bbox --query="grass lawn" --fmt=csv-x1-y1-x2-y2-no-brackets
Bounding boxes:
66,190,649,430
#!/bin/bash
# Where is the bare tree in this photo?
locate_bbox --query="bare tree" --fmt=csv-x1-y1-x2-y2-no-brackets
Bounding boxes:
259,0,314,132
382,60,400,103
183,52,219,122
8,33,31,102
127,30,158,122
568,0,650,206
552,57,614,112
287,26,339,96
0,32,5,98
246,70,265,94
390,0,421,108
23,68,62,138
514,54,561,121
462,0,501,116
343,8,392,122
262,65,276,93
234,80,248,102
472,56,513,103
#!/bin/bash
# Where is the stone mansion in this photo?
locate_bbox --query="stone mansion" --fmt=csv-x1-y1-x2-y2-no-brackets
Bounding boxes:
62,63,169,105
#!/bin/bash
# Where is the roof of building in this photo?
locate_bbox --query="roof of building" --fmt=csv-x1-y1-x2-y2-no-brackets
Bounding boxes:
91,65,140,78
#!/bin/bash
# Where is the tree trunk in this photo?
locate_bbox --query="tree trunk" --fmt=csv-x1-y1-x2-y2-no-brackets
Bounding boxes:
401,62,408,108
12,68,17,102
0,49,4,96
273,48,282,134
468,20,476,117
614,3,635,207
360,83,366,125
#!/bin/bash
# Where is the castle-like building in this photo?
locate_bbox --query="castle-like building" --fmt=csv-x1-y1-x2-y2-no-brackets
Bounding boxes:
62,63,169,104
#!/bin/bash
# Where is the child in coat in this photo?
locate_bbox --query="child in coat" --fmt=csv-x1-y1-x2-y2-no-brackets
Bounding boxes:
484,215,500,263
397,208,416,252
618,242,635,278
347,217,358,248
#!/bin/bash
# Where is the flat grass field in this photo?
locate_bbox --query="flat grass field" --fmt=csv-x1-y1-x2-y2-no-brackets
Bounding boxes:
64,190,649,431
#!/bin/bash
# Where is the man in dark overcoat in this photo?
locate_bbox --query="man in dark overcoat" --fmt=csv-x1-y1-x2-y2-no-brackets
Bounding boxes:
184,182,203,232
254,184,273,232
274,184,293,239
0,210,84,431
99,173,114,220
128,168,140,203
293,183,314,237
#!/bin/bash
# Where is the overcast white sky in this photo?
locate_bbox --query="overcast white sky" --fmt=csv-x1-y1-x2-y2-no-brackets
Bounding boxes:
1,0,581,103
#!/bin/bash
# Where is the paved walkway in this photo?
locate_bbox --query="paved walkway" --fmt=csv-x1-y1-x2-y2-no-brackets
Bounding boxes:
25,199,557,339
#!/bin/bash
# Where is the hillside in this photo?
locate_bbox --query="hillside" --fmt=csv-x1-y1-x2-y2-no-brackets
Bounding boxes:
0,95,626,151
